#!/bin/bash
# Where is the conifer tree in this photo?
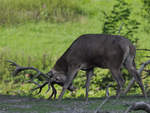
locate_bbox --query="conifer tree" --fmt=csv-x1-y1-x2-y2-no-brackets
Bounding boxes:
102,0,140,44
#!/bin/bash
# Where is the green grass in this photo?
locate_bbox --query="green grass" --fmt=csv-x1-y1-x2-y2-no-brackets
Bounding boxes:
0,20,104,57
0,0,115,25
0,0,150,99
0,20,149,58
0,19,149,99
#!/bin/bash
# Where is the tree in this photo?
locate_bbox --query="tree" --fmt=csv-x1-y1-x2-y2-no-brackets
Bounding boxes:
102,0,140,44
142,0,150,33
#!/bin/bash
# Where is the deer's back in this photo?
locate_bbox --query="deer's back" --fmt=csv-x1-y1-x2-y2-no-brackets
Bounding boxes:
58,34,135,70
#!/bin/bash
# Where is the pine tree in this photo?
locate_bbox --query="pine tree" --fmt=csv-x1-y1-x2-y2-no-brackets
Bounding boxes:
102,0,140,44
142,0,150,33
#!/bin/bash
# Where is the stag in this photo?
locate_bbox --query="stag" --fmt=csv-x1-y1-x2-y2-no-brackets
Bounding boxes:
8,34,147,102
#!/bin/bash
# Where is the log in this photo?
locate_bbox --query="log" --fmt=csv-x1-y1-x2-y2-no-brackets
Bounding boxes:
124,101,150,113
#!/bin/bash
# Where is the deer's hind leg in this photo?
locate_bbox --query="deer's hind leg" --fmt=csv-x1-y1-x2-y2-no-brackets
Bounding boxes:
110,68,125,98
124,56,147,98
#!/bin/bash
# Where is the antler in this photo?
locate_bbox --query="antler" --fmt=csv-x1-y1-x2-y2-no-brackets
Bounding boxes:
48,83,57,100
7,60,48,78
6,60,57,99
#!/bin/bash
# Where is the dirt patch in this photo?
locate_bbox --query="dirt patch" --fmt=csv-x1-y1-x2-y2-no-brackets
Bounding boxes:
10,104,32,109
0,94,149,113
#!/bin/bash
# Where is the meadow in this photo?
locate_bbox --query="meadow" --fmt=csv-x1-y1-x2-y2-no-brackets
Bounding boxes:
0,0,150,112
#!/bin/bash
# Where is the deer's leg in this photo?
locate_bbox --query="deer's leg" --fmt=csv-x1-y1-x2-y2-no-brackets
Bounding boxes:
85,69,94,103
110,68,124,98
118,72,125,86
58,66,79,101
68,72,78,91
125,58,147,98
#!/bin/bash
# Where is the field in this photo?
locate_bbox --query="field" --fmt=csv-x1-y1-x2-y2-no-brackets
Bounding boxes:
0,0,150,112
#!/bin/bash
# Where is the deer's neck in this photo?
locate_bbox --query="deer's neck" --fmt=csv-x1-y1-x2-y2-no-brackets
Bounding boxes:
53,56,68,73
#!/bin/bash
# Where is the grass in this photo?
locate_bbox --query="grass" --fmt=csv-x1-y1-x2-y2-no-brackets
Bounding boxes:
0,18,150,98
0,0,150,100
0,0,115,25
0,20,149,58
0,19,149,100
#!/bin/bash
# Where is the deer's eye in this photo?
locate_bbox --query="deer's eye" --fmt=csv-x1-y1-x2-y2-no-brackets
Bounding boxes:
56,76,60,81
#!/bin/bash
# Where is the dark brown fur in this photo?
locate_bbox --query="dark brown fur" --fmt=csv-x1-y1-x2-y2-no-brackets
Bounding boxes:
49,34,147,101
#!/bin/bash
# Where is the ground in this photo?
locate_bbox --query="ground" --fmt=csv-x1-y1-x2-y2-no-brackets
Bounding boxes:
0,94,149,113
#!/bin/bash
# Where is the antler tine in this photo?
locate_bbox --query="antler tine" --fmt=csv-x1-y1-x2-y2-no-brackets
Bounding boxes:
6,60,20,67
7,60,48,79
46,80,51,93
29,79,57,99
48,84,57,100
27,79,41,86
7,60,56,99
29,81,48,95
32,70,48,79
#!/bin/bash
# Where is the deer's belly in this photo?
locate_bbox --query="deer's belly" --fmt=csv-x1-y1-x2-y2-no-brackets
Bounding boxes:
80,61,108,70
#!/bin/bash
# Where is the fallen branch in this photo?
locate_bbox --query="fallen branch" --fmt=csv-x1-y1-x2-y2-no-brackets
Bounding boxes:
124,60,150,95
136,49,150,51
124,101,150,113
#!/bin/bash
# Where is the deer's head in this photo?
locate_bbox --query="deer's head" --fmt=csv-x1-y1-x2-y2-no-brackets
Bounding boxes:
47,69,76,91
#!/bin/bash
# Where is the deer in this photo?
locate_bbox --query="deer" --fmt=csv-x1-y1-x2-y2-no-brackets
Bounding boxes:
7,34,147,102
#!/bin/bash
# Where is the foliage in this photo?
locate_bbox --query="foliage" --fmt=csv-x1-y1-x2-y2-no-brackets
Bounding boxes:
141,0,150,34
142,0,150,20
102,0,140,44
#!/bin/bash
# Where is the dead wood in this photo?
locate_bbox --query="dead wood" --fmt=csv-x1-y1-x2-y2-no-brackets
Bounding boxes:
124,101,150,113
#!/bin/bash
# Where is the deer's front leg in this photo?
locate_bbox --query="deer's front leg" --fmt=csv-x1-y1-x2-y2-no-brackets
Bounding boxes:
58,66,79,101
85,69,94,103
